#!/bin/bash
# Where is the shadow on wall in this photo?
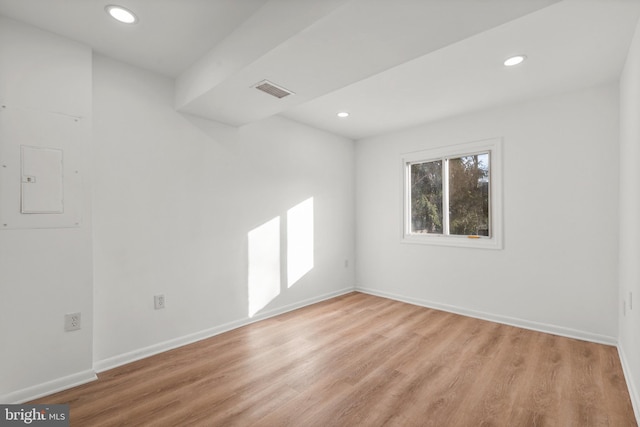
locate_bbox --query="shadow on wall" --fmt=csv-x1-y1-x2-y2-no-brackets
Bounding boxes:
248,197,314,317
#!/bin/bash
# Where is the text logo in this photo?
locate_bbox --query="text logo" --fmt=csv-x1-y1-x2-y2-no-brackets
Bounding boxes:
0,405,69,426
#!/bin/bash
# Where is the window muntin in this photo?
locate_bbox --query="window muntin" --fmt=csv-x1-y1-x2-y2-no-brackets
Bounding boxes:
403,139,502,249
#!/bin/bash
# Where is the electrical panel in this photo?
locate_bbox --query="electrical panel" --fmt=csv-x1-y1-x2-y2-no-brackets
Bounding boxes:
0,105,83,229
21,146,64,214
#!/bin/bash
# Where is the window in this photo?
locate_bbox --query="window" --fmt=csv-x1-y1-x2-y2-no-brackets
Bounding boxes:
402,138,502,249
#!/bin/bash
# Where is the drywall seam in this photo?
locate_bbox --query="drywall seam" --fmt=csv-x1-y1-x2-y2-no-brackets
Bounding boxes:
356,287,617,346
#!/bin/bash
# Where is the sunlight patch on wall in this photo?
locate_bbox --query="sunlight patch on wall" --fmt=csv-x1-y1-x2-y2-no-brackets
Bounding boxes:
248,216,281,317
287,197,314,288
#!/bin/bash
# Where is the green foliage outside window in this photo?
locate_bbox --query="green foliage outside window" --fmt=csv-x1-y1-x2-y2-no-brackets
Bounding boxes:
410,160,442,234
410,153,489,237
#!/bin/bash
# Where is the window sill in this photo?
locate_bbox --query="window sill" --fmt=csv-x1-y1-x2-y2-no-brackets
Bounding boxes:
402,233,503,250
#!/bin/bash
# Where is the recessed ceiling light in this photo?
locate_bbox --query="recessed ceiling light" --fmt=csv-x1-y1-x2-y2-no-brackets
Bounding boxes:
504,55,526,67
337,112,350,118
105,5,138,24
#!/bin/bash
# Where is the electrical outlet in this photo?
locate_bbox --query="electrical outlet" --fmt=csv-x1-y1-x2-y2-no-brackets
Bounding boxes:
65,312,81,331
344,259,349,268
154,294,165,310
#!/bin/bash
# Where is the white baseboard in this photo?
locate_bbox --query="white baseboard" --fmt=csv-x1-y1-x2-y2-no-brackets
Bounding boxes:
3,288,355,404
355,287,617,346
1,370,97,404
94,287,355,373
9,286,623,410
618,343,640,425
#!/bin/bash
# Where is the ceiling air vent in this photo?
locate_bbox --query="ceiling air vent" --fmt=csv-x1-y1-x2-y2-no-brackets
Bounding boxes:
253,80,295,99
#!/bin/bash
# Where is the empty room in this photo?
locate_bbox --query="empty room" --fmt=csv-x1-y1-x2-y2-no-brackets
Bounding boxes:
1,0,640,425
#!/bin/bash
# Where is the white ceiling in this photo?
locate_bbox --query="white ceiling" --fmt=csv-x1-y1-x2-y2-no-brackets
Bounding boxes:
0,0,269,77
284,0,640,138
1,0,639,140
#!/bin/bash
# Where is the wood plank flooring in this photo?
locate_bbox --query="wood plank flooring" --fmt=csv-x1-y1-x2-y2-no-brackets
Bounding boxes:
31,292,636,426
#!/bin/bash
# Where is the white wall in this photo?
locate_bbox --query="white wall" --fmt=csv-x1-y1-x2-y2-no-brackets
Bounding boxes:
2,10,632,409
356,83,619,343
92,55,355,367
0,18,354,401
0,17,94,402
619,16,640,420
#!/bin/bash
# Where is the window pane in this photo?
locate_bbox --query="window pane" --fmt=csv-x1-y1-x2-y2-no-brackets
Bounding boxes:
410,160,443,234
448,153,490,236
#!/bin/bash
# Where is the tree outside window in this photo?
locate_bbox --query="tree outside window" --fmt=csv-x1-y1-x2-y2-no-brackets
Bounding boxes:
403,139,502,249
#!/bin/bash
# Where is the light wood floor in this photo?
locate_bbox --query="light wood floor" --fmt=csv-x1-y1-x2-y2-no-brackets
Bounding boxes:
32,292,636,426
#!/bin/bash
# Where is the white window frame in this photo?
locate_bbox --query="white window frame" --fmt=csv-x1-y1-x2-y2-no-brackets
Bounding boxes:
401,138,503,250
